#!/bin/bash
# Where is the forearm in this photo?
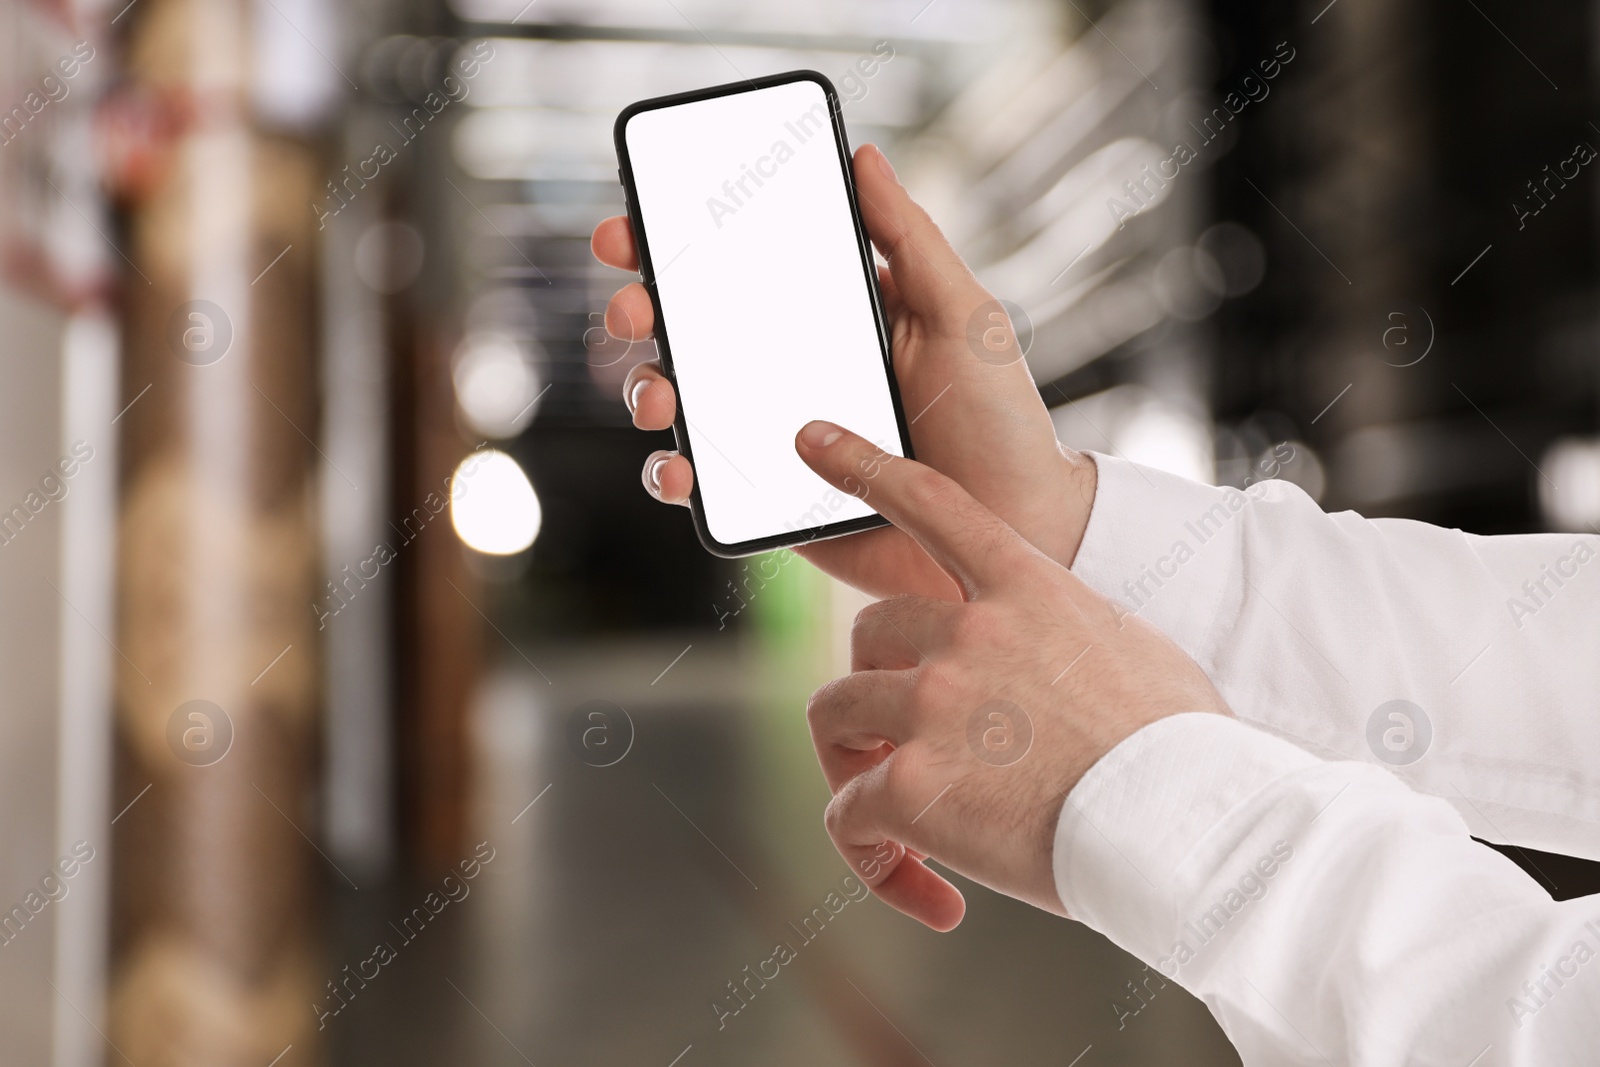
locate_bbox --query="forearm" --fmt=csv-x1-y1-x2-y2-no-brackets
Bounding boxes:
1056,714,1600,1066
1068,453,1600,860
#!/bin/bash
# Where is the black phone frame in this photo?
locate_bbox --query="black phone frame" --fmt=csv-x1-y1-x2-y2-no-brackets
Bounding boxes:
613,69,915,558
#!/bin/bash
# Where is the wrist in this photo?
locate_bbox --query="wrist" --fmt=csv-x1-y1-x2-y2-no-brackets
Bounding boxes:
1045,446,1098,569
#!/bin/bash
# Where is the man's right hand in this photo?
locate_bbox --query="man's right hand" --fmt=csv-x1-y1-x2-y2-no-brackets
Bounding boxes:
591,142,1097,601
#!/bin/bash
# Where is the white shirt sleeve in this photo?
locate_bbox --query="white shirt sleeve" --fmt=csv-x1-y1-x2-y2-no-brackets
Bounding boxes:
1068,453,1600,861
1054,713,1600,1067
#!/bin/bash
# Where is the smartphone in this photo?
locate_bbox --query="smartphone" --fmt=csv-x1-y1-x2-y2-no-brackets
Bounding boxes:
614,70,912,557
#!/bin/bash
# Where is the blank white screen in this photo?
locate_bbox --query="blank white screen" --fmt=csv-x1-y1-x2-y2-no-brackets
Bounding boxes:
623,77,905,549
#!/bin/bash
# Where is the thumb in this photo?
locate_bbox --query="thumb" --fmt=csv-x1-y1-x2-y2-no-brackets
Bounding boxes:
852,144,985,325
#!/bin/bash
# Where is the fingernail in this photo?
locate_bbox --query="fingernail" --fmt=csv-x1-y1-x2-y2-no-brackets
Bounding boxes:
629,378,651,413
644,455,668,494
873,144,898,183
799,420,843,450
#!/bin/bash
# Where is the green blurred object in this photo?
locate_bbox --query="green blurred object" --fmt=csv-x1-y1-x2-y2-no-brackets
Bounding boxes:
746,549,841,885
749,549,816,646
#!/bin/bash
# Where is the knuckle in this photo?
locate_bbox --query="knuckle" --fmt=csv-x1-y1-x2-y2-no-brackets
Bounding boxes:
806,676,859,736
851,601,883,638
822,789,855,841
804,681,837,732
902,470,947,511
851,596,904,642
905,666,942,711
904,470,959,514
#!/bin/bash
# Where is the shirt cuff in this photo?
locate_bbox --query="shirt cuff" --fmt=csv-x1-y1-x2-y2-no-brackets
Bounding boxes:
1071,453,1245,668
1052,712,1324,966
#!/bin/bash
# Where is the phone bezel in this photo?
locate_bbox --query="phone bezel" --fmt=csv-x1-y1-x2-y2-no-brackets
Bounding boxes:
613,69,914,558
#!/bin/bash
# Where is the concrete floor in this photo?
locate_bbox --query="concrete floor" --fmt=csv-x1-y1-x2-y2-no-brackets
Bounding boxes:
326,638,1242,1067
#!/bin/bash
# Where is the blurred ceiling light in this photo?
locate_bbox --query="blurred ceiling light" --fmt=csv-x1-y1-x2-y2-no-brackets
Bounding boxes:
938,1,1176,237
451,450,542,555
980,137,1167,302
1049,384,1213,484
1117,402,1213,484
1021,256,1120,333
251,0,341,127
354,222,426,293
464,40,924,127
971,49,1161,209
454,108,616,182
447,0,1036,41
454,334,543,439
945,36,1107,170
1539,437,1600,531
1031,136,1171,231
1027,270,1164,382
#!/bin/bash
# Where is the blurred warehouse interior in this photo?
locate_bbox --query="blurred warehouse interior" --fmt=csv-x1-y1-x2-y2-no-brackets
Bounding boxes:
2,0,1600,1064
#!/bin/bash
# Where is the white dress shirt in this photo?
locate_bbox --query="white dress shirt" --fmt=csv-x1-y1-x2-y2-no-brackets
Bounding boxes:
1056,454,1600,1066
